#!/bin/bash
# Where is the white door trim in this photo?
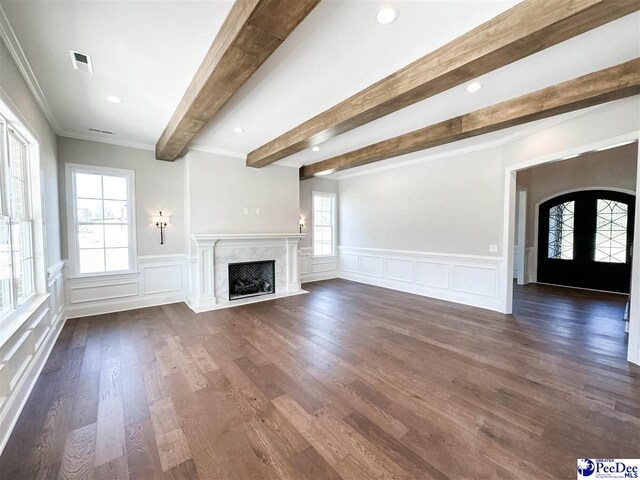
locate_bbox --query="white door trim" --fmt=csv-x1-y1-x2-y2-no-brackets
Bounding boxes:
500,132,640,365
515,188,527,285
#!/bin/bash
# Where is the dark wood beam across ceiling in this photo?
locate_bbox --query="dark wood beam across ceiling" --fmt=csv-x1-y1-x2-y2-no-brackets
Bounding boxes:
155,0,320,161
248,0,640,168
299,59,640,179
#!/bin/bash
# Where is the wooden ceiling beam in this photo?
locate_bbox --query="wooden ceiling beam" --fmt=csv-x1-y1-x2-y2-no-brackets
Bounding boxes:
299,59,640,179
155,0,320,161
248,0,639,168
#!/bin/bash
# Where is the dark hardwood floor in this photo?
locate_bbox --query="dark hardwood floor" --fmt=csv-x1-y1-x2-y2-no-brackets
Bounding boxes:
0,279,638,479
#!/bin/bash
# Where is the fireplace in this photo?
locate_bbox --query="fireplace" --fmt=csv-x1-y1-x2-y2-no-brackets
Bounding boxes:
228,260,275,301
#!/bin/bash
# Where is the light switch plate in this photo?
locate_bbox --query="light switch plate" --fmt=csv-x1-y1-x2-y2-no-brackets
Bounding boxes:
256,208,261,215
243,207,248,215
489,245,498,253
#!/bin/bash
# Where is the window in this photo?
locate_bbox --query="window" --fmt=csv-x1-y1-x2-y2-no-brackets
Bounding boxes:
548,200,574,260
68,165,135,275
595,199,628,263
0,115,35,317
313,192,336,257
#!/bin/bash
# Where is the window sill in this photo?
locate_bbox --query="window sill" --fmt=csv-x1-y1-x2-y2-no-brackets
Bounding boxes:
0,293,50,348
311,254,337,260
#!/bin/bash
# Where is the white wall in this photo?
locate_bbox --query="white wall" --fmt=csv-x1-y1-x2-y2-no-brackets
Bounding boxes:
0,36,65,452
0,37,60,268
186,150,299,236
336,98,640,314
55,144,302,317
57,136,186,257
298,177,340,283
339,147,504,255
184,150,301,296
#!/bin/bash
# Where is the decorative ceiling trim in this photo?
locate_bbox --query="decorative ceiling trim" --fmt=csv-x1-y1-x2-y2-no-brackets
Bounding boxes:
188,144,245,159
0,4,61,133
59,132,156,152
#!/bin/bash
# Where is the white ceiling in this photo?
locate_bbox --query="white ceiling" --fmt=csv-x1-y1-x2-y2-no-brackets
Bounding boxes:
0,0,233,148
1,0,639,173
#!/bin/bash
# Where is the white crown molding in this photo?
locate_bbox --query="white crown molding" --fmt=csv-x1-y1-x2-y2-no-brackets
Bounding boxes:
189,143,246,159
333,105,602,181
188,144,299,168
59,131,156,152
275,158,303,168
0,4,61,133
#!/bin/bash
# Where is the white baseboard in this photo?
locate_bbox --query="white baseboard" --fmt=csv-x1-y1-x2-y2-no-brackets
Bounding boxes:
338,246,504,312
301,271,340,283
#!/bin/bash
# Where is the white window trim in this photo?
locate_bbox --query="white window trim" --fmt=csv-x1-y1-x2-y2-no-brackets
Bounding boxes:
65,163,137,278
312,191,337,258
0,113,37,321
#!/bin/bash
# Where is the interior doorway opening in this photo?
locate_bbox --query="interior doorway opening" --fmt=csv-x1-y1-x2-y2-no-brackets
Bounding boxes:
503,139,640,364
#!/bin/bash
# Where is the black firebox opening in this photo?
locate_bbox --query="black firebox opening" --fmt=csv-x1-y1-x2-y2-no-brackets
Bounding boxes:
228,260,275,301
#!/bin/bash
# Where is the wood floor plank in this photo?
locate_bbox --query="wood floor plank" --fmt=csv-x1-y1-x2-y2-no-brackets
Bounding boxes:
163,459,200,480
0,280,637,480
95,395,126,467
58,422,97,480
125,418,164,480
93,455,129,480
148,397,192,472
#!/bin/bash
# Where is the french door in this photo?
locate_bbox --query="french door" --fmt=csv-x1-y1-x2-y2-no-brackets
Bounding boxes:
537,190,635,293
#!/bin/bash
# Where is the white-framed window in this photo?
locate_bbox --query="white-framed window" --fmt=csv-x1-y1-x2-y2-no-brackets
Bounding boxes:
312,191,336,257
0,114,35,318
66,164,136,276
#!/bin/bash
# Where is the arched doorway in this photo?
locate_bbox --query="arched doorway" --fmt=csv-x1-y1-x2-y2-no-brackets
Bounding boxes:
537,189,635,293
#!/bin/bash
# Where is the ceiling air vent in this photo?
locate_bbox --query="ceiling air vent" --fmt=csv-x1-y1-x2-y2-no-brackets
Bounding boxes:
88,128,113,135
69,50,93,73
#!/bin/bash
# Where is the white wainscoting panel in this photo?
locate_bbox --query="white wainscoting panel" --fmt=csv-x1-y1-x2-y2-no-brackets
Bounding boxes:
360,255,384,277
340,253,359,273
0,261,66,453
384,258,412,282
299,247,339,283
339,246,504,311
64,255,187,318
414,260,449,288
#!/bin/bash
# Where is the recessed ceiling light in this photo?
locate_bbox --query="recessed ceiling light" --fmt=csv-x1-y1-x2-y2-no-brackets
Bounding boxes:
312,146,320,152
233,126,244,133
466,82,482,93
106,95,122,104
376,6,397,24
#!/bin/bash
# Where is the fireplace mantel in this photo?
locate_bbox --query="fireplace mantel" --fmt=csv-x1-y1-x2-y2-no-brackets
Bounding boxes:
192,233,305,246
187,233,306,312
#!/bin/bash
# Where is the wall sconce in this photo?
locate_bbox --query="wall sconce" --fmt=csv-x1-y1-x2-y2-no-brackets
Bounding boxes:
153,211,170,245
299,216,305,234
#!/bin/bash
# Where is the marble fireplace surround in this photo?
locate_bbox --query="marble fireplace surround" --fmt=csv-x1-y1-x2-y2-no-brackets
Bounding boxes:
187,233,306,313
